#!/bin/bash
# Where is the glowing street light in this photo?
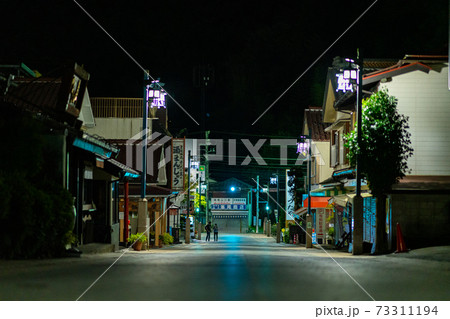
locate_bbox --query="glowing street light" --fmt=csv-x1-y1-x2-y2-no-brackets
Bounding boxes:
141,77,165,198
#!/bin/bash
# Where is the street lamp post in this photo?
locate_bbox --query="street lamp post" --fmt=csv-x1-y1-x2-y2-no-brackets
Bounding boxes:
339,54,364,255
141,77,165,197
256,175,260,233
137,72,150,245
297,133,312,248
141,71,149,199
297,134,311,215
353,51,364,255
138,75,165,247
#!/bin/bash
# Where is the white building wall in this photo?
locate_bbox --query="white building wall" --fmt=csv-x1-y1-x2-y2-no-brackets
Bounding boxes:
380,65,450,175
313,141,333,183
86,118,146,140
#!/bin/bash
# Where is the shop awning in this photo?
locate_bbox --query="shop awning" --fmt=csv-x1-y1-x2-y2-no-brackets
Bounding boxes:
73,133,119,158
332,194,349,207
311,186,347,197
293,207,308,218
105,158,140,179
330,192,372,207
302,196,331,208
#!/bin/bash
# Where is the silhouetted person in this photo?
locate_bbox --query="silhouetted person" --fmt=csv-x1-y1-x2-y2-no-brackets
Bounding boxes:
213,223,219,241
205,222,212,241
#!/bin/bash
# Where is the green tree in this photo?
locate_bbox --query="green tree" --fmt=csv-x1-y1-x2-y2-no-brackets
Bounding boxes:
194,192,206,211
345,90,413,254
0,106,74,258
287,166,306,211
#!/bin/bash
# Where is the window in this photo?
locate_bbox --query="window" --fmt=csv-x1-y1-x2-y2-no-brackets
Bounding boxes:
330,130,339,167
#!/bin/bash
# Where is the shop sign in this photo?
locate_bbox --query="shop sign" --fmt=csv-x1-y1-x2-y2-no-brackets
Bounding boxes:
317,210,325,236
171,139,185,190
285,169,295,221
210,204,246,210
211,198,246,205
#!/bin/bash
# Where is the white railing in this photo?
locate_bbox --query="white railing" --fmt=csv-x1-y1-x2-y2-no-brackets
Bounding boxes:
91,97,143,118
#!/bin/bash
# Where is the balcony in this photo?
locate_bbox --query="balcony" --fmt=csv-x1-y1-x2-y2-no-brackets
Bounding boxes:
91,97,145,118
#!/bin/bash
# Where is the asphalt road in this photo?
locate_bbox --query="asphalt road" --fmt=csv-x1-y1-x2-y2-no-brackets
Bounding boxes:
0,234,449,301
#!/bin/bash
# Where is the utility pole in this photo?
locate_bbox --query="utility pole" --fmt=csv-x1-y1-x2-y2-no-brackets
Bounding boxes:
185,150,191,244
247,189,252,227
256,175,260,233
205,130,210,224
198,175,202,217
307,128,312,217
353,49,364,255
306,129,312,249
276,173,279,223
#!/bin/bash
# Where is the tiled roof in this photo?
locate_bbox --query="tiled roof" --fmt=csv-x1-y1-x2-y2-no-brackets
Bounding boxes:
363,59,399,71
5,77,62,115
304,107,330,141
363,62,432,85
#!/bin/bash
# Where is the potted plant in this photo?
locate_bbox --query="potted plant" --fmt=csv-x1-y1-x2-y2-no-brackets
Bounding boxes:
327,227,335,245
128,233,147,251
162,232,174,245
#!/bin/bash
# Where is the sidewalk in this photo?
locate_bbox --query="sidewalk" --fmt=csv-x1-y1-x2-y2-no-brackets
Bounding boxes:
386,246,450,263
312,243,450,262
78,243,116,255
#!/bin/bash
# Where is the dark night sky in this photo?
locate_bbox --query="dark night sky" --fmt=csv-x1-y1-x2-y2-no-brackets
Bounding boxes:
2,0,448,181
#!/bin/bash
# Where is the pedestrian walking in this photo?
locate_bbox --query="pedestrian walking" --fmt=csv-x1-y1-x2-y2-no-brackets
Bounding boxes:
205,221,212,241
213,223,219,241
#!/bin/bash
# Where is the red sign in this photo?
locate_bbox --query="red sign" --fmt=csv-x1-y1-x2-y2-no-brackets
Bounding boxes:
317,210,325,236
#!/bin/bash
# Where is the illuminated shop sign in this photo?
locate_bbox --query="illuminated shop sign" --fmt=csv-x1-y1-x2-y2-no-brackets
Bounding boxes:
336,69,357,94
146,79,167,108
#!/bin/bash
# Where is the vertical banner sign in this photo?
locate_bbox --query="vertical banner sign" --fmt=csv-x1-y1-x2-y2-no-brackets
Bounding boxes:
286,169,294,221
317,210,325,238
171,138,185,191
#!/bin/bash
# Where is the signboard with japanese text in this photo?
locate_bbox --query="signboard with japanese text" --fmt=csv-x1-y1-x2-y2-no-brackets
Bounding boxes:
286,169,294,221
211,198,246,205
210,198,247,210
171,138,185,191
210,204,247,210
317,209,325,237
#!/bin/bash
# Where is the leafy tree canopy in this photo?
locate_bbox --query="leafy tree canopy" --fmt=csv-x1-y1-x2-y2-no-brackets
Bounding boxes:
344,90,413,195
